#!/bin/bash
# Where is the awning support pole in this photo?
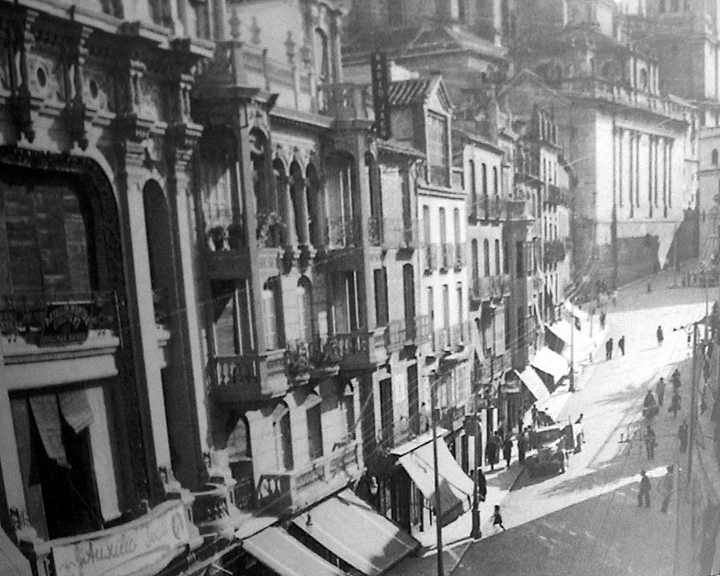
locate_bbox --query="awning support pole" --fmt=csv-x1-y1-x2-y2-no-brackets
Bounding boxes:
431,370,444,576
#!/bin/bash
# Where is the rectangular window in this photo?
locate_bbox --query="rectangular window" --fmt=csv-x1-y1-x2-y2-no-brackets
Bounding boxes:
307,404,323,460
453,208,461,245
262,280,283,349
380,379,394,446
374,268,389,326
439,207,447,243
456,283,463,326
343,393,355,440
442,284,450,331
423,205,431,244
427,286,435,327
427,113,449,187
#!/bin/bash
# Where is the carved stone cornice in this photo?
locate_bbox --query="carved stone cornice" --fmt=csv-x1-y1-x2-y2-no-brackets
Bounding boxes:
166,121,203,169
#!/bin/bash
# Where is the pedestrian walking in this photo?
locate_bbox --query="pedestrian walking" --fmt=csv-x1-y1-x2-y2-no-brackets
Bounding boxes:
658,465,674,514
638,469,651,508
600,311,606,330
644,425,657,459
643,390,658,420
656,325,664,346
606,337,614,360
492,505,506,532
669,390,682,418
518,430,527,464
485,432,499,471
477,467,487,502
656,377,666,407
618,335,625,356
672,368,681,391
678,419,689,453
503,435,513,468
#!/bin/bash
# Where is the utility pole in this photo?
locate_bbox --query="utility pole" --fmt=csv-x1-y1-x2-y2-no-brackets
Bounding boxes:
569,301,575,392
430,370,444,576
470,383,482,540
688,322,698,485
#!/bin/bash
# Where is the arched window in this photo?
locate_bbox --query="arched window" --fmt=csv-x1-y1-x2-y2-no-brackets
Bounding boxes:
250,128,269,213
493,166,499,196
306,393,323,460
469,159,477,212
315,28,330,83
483,239,490,277
297,277,313,342
224,414,254,511
262,279,283,350
481,163,488,196
143,181,174,323
495,239,501,275
326,153,356,247
712,149,719,166
306,163,321,246
273,403,293,471
272,159,287,247
289,161,308,245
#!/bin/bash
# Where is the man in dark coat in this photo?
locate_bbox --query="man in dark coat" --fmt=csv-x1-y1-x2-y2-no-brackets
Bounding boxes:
518,430,528,464
656,377,666,407
670,390,682,418
606,338,614,360
678,420,689,453
645,425,657,459
486,432,499,471
657,325,664,346
503,435,513,468
618,335,625,356
638,469,651,508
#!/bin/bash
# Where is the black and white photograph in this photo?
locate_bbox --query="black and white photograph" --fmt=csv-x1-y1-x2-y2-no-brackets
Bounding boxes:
0,1,717,575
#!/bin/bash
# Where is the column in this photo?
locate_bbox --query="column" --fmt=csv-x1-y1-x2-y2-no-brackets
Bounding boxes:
117,152,170,501
618,128,624,208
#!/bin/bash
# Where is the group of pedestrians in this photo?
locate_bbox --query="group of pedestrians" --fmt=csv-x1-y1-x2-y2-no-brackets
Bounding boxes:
605,334,626,360
485,428,530,471
637,365,686,513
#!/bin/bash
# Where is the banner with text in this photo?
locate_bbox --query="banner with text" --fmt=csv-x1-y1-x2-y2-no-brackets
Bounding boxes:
51,501,190,576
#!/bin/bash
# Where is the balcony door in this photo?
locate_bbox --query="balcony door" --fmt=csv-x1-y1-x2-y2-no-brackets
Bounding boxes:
403,264,415,338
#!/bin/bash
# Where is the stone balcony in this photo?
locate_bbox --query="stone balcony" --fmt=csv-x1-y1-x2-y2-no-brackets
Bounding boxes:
255,441,362,516
368,217,419,251
470,275,512,304
559,76,688,121
208,348,288,402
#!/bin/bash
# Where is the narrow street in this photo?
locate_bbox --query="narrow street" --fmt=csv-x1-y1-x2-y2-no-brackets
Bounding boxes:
453,274,709,576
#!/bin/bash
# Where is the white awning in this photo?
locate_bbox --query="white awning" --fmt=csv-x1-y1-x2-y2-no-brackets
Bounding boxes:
545,320,594,359
244,527,346,576
396,435,473,527
516,367,550,403
531,347,569,383
292,489,419,576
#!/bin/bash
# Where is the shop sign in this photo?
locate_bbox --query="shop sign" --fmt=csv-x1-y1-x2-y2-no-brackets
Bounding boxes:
501,379,521,394
40,302,93,346
51,501,190,576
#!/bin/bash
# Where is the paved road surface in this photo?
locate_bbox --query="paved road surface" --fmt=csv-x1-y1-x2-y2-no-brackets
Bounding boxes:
453,276,708,576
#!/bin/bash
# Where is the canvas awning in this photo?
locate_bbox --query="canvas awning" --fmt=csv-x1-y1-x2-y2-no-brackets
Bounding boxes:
531,347,569,384
0,528,32,576
292,489,419,576
516,367,550,403
545,321,594,359
243,527,346,576
393,433,473,526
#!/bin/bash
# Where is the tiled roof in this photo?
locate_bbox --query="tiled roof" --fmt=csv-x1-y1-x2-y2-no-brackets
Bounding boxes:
387,79,432,106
